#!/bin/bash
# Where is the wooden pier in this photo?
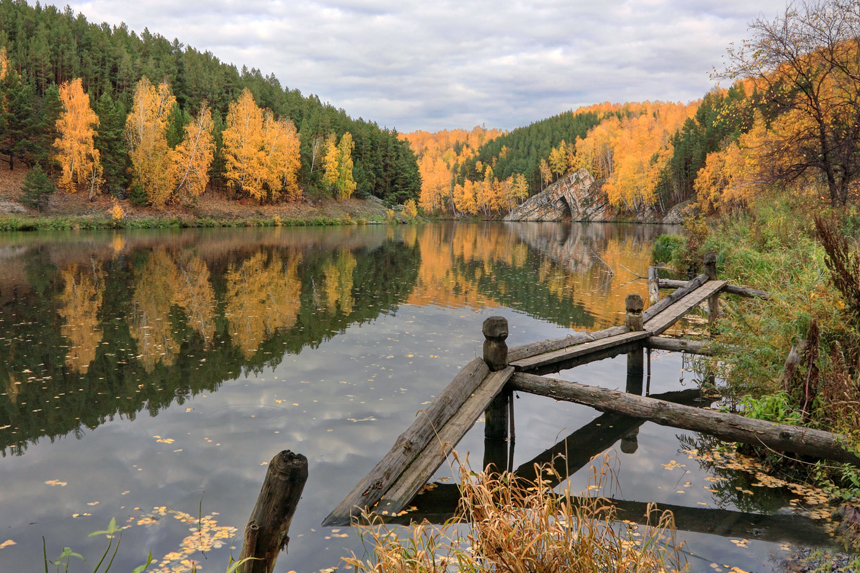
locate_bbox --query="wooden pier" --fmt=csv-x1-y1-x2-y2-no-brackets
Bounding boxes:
323,253,856,528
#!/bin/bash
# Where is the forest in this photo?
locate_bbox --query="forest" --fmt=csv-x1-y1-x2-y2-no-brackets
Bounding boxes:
0,0,420,208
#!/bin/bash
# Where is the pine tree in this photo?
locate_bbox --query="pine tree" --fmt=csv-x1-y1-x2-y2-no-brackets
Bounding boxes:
20,163,55,211
94,91,130,193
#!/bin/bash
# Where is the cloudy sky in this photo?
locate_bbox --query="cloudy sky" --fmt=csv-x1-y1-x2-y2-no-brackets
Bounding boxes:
54,0,788,132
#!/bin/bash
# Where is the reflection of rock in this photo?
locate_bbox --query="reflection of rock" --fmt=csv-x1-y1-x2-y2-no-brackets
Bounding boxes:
505,169,608,222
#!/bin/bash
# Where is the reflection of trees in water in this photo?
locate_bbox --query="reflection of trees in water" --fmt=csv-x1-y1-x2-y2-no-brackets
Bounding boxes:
0,235,420,456
58,262,104,374
226,252,302,359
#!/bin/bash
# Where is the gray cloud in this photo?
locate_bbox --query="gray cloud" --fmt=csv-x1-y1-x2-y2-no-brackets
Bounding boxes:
58,0,787,131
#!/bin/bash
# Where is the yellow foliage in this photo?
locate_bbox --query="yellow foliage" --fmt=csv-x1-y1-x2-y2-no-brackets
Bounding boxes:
321,250,357,314
173,256,217,347
223,89,301,202
225,252,302,358
575,101,696,210
126,78,176,207
401,127,504,214
0,46,7,81
58,264,104,374
170,103,215,201
129,249,181,372
55,78,102,197
110,200,125,221
404,198,418,218
323,132,356,199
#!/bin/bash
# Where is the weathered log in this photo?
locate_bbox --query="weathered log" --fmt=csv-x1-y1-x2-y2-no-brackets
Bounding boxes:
648,266,660,305
646,337,721,355
658,279,769,299
642,273,709,322
322,357,490,526
483,317,509,440
374,367,515,519
239,451,308,573
644,280,727,335
510,331,650,373
507,326,629,363
509,372,860,465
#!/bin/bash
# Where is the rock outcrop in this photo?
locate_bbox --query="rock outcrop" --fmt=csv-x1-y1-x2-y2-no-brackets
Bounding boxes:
504,169,610,222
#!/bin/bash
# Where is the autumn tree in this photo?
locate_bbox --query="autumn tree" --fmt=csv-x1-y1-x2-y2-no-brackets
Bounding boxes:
125,78,176,207
170,102,215,201
223,89,301,202
720,0,860,206
54,78,102,197
323,131,356,199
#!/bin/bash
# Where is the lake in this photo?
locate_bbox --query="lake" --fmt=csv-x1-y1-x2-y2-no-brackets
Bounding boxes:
0,222,839,573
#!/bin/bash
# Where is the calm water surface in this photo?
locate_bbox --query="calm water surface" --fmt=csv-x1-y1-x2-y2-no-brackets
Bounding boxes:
0,223,837,572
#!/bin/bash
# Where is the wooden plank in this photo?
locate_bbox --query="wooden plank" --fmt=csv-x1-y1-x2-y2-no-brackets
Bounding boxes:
659,279,769,299
642,273,708,322
644,281,727,335
507,326,628,363
510,331,650,372
374,367,515,518
322,358,490,526
509,372,860,465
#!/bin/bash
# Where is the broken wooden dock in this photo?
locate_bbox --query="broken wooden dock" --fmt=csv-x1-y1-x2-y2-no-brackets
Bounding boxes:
323,253,854,527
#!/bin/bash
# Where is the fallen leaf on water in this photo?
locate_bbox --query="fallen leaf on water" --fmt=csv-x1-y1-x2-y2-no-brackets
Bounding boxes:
0,540,16,549
87,501,99,506
45,479,68,487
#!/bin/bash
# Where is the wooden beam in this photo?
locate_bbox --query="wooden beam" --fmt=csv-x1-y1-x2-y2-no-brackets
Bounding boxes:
322,358,490,526
643,273,709,322
374,367,516,519
509,372,860,465
507,326,629,363
646,337,723,355
510,331,651,372
659,279,769,299
644,280,727,335
648,266,659,305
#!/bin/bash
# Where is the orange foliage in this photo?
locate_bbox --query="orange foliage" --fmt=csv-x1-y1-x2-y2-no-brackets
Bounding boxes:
54,78,102,197
575,101,697,210
0,46,7,81
401,127,503,214
125,78,176,207
58,263,104,374
129,249,181,372
170,103,215,201
223,89,301,202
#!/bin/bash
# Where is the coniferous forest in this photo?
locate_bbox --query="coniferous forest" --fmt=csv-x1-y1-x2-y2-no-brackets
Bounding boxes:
0,0,421,207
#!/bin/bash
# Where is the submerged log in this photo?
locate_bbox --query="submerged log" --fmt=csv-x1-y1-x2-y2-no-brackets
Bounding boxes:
509,373,860,466
239,451,308,573
646,337,721,355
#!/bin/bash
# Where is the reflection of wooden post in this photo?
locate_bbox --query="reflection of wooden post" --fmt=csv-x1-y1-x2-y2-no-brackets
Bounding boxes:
483,438,508,474
483,317,509,441
239,451,308,573
626,347,644,396
704,252,719,324
625,294,644,332
621,427,639,454
648,266,659,305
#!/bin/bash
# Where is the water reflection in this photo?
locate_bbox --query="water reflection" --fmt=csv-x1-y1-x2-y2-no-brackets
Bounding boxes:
0,223,666,457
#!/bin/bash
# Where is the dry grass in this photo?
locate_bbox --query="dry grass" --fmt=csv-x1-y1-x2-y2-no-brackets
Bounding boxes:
343,455,686,573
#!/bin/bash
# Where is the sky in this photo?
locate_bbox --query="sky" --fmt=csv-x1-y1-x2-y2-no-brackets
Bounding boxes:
55,0,789,132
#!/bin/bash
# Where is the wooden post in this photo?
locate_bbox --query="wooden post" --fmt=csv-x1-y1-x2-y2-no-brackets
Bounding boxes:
239,451,308,573
704,252,720,324
625,294,644,332
648,266,659,305
483,316,509,441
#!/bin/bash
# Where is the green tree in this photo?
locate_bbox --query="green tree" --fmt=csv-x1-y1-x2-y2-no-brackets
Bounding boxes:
20,163,55,211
